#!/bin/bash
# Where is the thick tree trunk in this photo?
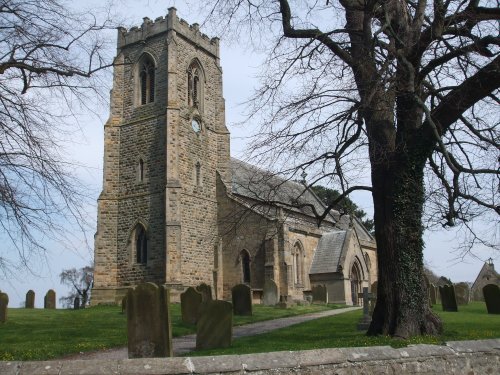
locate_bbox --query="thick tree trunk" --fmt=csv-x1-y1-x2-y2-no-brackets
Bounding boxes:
367,143,442,337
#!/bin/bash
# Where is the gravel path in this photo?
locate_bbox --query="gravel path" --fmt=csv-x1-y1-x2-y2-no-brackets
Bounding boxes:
61,306,361,360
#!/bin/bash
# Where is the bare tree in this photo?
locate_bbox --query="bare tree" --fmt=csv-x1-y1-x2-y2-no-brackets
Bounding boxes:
0,0,114,273
200,0,499,337
59,265,93,308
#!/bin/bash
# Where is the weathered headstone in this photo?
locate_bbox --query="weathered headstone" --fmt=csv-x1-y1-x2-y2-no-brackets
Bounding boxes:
121,295,127,314
196,283,213,303
311,284,328,304
196,300,232,350
181,287,202,324
0,292,8,323
127,282,172,358
44,289,56,309
25,290,35,308
483,284,500,314
429,283,437,305
232,284,252,316
73,297,80,310
357,287,375,330
435,285,441,304
439,285,458,312
262,279,279,306
454,282,470,305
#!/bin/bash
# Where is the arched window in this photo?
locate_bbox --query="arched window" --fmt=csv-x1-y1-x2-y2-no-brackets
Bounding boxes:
135,224,148,264
292,242,304,285
241,250,251,284
187,60,203,109
139,57,155,105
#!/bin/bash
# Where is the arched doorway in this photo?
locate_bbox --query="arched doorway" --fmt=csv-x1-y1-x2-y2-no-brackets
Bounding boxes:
350,261,362,305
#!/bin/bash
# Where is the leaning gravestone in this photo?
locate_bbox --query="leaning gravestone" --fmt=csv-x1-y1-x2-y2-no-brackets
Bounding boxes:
232,284,252,316
262,279,279,306
196,300,232,350
429,283,437,305
435,285,441,304
196,283,213,303
25,290,35,308
0,292,8,323
311,284,328,304
454,282,470,305
44,289,56,309
181,287,202,324
121,296,127,314
127,282,172,358
424,275,432,306
482,284,500,314
439,285,458,312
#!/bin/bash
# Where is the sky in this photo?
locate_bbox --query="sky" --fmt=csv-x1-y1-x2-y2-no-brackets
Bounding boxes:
1,0,498,308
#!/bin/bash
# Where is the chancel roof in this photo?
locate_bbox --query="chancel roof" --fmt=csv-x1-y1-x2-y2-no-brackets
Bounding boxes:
230,158,337,221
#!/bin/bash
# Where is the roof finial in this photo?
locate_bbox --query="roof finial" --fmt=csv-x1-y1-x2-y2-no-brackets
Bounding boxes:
300,169,307,184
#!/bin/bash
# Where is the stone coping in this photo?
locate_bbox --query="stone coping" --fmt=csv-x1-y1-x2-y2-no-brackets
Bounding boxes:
1,339,498,375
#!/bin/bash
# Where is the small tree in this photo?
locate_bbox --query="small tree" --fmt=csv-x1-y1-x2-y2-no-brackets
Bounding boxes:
59,265,93,308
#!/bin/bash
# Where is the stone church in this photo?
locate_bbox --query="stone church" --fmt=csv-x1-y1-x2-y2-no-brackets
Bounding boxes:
91,8,377,306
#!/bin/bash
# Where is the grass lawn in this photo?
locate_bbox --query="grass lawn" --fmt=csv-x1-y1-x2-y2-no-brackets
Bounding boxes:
0,303,342,361
189,302,500,357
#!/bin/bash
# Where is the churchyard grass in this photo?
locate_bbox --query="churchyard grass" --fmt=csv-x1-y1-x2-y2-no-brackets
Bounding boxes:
0,303,340,360
189,302,500,356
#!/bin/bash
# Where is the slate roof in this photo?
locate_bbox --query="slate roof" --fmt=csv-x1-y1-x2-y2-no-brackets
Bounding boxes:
309,231,348,274
230,158,337,221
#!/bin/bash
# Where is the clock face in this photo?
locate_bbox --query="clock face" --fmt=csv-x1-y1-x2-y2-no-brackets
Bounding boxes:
191,119,201,133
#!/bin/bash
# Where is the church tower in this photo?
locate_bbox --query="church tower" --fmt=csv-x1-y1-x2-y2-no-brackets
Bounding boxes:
92,8,230,304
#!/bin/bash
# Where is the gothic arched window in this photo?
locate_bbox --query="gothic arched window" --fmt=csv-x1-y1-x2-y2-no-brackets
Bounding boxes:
241,250,251,284
292,242,304,285
139,56,155,105
135,224,148,264
187,60,203,109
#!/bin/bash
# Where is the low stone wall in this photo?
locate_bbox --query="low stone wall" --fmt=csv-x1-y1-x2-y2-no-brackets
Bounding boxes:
1,339,498,374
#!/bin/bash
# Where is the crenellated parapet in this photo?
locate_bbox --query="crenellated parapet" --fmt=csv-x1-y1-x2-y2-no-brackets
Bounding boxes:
117,7,220,57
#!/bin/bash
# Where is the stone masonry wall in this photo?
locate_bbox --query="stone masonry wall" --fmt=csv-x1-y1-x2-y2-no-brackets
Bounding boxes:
2,339,498,374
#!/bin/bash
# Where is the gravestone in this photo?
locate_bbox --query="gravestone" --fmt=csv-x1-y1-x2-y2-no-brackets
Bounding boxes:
181,287,202,324
196,300,232,350
439,285,458,312
482,284,500,314
127,282,172,358
454,282,470,305
0,292,8,323
196,283,212,303
429,283,437,305
44,289,56,309
311,284,328,304
232,284,252,316
357,287,375,330
25,290,35,308
262,279,279,306
121,295,127,314
435,285,441,304
73,297,80,310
